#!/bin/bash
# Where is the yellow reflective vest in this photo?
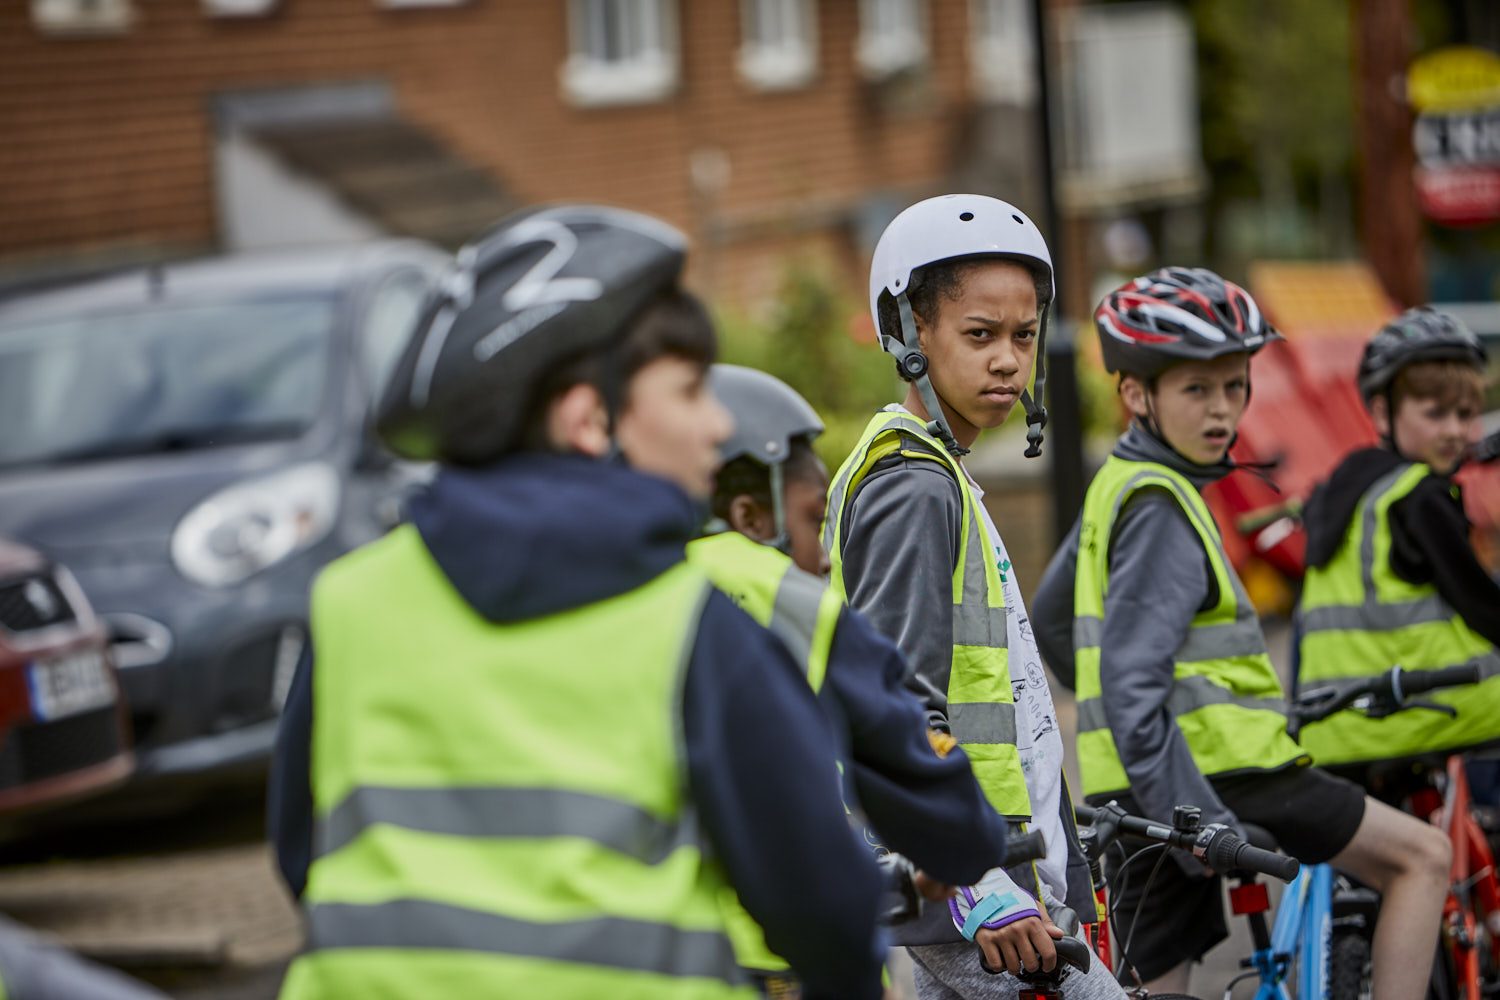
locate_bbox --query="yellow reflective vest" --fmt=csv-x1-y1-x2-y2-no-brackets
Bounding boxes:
824,410,1030,821
1073,457,1307,798
1298,462,1500,766
279,525,751,1000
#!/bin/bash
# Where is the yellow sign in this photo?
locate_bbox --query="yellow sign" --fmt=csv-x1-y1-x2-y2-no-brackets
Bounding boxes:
1409,46,1500,113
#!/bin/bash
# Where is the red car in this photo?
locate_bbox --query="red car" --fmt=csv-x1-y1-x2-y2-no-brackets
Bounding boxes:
0,537,131,814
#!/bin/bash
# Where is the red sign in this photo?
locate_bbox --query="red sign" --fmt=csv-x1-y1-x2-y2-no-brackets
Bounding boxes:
1414,166,1500,226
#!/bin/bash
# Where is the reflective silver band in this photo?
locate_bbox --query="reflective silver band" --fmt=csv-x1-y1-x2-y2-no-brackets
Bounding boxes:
1073,614,1264,662
768,565,827,673
953,604,1008,649
949,701,1019,745
306,898,745,983
1076,674,1288,733
1302,594,1454,634
317,785,700,865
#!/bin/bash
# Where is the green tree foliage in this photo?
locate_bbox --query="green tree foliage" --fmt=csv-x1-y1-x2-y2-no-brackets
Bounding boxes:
715,260,900,469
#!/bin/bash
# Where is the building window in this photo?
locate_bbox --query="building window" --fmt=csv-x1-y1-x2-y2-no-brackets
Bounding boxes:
738,0,817,92
856,0,927,81
971,0,1035,105
202,0,278,15
31,0,135,36
563,0,680,108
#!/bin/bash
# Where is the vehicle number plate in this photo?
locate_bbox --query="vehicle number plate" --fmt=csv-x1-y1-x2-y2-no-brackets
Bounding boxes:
27,650,115,722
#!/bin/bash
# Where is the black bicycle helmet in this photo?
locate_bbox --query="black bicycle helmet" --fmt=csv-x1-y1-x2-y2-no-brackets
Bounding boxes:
377,204,687,465
1094,267,1281,380
1357,306,1487,404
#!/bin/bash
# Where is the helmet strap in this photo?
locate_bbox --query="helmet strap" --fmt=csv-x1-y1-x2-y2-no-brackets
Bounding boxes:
1020,303,1050,458
1379,384,1408,459
888,292,969,458
766,462,793,555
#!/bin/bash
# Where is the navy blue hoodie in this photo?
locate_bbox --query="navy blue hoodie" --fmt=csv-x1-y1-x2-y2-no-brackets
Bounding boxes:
267,454,887,999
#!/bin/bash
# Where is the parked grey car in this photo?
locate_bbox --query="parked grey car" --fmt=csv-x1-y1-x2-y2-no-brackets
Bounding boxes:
0,242,446,782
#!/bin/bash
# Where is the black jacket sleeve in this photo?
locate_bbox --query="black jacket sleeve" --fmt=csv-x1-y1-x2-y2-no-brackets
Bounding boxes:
821,607,1009,887
1388,475,1500,647
267,644,314,899
839,459,965,729
683,593,886,1000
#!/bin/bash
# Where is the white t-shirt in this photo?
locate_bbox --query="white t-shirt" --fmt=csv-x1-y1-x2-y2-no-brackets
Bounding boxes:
960,463,1070,901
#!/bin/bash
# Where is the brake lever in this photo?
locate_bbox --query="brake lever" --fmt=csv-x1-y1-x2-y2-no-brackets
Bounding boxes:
1366,697,1456,720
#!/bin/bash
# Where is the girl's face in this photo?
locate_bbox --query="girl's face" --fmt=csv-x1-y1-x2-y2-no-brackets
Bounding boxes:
1122,354,1250,465
1377,394,1479,475
912,261,1039,447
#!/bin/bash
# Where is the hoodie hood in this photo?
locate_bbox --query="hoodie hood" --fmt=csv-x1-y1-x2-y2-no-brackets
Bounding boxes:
1112,421,1237,492
1302,447,1406,569
407,453,704,623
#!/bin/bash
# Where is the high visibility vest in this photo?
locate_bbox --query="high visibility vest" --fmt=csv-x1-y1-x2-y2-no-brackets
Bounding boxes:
686,531,841,692
279,525,751,1000
824,410,1031,821
1073,457,1308,798
1298,462,1500,766
685,530,849,974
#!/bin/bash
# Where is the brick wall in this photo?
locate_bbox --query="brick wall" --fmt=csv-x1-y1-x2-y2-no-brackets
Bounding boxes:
0,0,985,278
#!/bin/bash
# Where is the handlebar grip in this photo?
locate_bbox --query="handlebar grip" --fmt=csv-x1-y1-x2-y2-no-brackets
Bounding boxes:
1073,803,1096,825
1002,829,1047,867
1207,833,1300,882
1398,664,1483,695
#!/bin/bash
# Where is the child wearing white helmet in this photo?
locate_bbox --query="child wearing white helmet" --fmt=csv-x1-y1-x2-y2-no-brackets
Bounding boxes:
824,195,1122,999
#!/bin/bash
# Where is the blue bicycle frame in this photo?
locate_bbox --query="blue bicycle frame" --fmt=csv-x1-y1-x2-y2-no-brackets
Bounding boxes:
1227,863,1333,1000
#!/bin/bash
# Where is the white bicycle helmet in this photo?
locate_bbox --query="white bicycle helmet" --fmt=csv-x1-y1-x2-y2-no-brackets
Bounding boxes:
868,194,1055,457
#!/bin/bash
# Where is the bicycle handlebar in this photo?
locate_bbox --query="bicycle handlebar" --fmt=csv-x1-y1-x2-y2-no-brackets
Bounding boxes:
1289,663,1483,728
1074,802,1299,883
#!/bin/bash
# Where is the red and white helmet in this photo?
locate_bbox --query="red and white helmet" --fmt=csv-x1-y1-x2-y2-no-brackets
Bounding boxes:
867,194,1055,457
1094,267,1280,380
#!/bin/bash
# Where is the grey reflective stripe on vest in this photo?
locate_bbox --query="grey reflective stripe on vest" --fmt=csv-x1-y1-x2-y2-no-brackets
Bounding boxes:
306,898,745,984
949,701,1018,744
1074,614,1263,664
1076,674,1289,734
768,564,827,672
954,604,1008,648
1303,465,1458,636
315,786,702,865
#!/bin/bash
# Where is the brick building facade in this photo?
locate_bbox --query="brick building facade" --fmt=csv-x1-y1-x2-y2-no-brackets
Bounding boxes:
1,0,1039,300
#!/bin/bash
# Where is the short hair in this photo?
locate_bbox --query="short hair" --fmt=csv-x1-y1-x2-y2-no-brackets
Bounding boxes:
1391,360,1486,414
520,287,717,449
711,435,824,521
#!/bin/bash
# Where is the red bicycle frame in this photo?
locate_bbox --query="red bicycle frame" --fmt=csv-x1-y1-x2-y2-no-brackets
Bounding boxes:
1087,887,1112,972
1410,756,1500,999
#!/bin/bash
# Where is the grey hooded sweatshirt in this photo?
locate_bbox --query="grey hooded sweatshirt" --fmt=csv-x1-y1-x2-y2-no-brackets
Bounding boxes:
1031,425,1287,840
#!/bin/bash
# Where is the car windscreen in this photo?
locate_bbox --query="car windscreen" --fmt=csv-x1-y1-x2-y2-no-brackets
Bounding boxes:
0,296,336,470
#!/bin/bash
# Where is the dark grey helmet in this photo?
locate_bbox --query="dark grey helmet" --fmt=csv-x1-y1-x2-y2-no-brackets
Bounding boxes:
1358,306,1487,404
709,364,823,467
377,204,687,465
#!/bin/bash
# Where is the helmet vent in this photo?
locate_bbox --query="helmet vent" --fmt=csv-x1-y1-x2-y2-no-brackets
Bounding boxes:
1012,214,1025,224
959,211,975,222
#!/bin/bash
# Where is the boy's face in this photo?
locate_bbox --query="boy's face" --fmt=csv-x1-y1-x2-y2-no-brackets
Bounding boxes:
782,463,832,577
726,459,832,577
915,262,1038,439
616,357,733,500
1380,394,1478,475
1123,353,1250,465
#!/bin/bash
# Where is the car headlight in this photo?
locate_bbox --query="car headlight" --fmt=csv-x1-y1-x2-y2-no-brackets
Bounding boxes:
171,463,341,587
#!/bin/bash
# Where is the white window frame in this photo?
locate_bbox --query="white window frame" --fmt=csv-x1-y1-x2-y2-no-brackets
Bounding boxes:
855,0,928,81
562,0,680,108
738,0,818,93
31,0,135,36
202,0,278,15
970,0,1036,105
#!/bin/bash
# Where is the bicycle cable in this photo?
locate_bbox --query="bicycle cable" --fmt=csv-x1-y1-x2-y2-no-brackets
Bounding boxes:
1105,841,1170,990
